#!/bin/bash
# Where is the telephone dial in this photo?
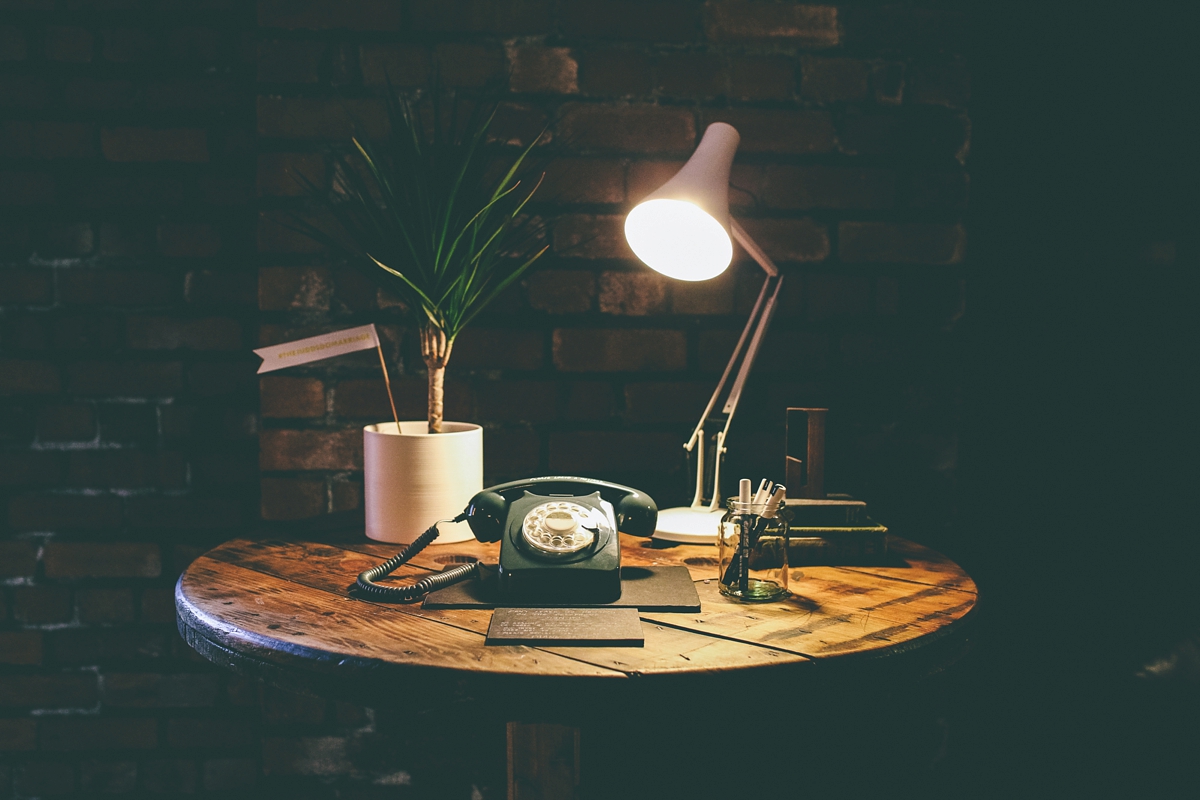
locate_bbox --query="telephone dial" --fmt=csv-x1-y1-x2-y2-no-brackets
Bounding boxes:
355,476,657,603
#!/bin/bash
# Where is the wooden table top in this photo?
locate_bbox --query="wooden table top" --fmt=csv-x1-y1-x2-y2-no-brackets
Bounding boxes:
176,530,977,694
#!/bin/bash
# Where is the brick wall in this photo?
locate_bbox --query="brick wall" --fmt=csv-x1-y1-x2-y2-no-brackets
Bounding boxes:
3,1,968,797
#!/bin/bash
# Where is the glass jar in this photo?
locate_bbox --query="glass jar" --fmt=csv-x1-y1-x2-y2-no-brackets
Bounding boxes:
717,497,790,601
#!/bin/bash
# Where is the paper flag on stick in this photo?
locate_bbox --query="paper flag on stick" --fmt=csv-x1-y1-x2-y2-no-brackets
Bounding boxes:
254,324,380,374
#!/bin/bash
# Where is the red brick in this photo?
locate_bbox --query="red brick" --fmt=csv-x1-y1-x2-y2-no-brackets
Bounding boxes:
258,39,323,83
14,761,74,795
670,267,736,315
329,378,404,420
257,152,323,196
763,165,896,210
168,717,255,750
260,429,362,471
8,494,122,531
202,759,257,791
259,0,404,30
188,361,258,396
509,45,578,94
433,42,505,88
59,270,177,306
598,271,668,315
144,79,240,112
453,328,544,371
38,222,94,255
700,109,834,154
104,673,219,708
140,588,175,624
127,316,239,351
475,380,559,423
698,328,828,374
873,61,905,105
48,627,169,666
83,760,136,792
800,56,870,103
162,26,224,63
126,495,244,530
66,361,182,396
896,276,966,324
548,430,681,473
192,449,258,488
46,26,93,62
259,266,332,311
260,684,325,725
359,43,429,87
525,270,596,314
40,717,157,751
97,223,153,256
0,718,36,751
261,476,326,520
539,158,625,204
0,631,42,665
728,56,795,100
840,109,970,160
0,172,54,205
76,587,135,624
0,541,38,578
157,223,220,257
705,2,838,45
624,382,714,423
0,675,97,709
262,736,351,777
908,61,970,107
561,0,700,41
0,269,52,303
737,218,829,262
626,160,685,204
43,543,161,579
331,479,361,512
565,381,615,421
907,171,969,210
142,760,198,794
553,329,686,372
0,452,62,485
657,52,725,98
12,586,72,624
97,404,157,444
841,6,966,52
577,49,653,96
0,26,26,61
553,214,635,259
261,376,325,418
838,222,966,264
557,104,695,154
101,128,208,163
184,269,256,307
67,451,186,489
256,211,324,251
257,97,386,139
804,273,873,321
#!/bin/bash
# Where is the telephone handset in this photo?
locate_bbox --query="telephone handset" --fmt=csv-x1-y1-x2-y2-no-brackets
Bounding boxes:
355,476,657,603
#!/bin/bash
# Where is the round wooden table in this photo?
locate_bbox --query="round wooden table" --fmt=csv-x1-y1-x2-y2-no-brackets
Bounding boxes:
177,530,977,798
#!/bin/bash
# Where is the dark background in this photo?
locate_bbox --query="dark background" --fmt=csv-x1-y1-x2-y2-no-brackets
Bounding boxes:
1,1,1195,797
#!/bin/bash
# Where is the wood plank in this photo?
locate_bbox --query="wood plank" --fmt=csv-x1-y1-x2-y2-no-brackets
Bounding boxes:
178,557,618,679
840,536,978,592
644,572,976,660
204,539,810,677
508,722,579,800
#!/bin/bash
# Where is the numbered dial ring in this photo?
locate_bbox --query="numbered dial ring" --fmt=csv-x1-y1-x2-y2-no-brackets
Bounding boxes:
521,501,606,556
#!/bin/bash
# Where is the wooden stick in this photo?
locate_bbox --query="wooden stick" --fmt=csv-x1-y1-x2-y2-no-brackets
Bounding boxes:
375,343,400,429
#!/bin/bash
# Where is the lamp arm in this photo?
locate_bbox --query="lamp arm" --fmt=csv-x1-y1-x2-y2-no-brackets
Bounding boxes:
730,219,779,277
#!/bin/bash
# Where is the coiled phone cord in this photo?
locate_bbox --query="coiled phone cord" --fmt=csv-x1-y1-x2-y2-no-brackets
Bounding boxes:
354,513,475,602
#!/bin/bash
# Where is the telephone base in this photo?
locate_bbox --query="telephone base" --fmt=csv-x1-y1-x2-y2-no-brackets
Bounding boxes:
652,506,725,545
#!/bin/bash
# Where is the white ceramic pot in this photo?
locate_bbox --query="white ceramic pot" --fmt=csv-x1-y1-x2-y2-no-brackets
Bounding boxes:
363,421,483,544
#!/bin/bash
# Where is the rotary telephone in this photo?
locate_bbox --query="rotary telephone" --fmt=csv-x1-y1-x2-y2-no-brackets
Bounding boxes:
355,476,658,604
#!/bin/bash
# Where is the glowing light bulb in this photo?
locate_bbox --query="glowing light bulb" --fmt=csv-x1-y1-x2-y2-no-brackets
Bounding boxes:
624,198,733,282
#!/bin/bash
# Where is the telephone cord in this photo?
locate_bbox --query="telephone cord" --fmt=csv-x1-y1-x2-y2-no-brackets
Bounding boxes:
354,513,475,601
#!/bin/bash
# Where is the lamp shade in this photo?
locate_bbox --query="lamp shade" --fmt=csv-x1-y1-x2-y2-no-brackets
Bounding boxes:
624,122,740,281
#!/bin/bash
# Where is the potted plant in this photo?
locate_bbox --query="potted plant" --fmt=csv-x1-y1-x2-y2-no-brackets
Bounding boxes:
289,82,547,542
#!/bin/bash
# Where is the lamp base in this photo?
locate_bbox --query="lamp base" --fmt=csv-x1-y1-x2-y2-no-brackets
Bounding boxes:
652,506,725,545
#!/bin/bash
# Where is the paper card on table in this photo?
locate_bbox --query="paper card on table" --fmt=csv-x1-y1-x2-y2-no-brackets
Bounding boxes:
254,324,380,374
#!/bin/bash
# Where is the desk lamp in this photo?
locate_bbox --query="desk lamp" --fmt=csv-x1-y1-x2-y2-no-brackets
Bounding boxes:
625,122,784,544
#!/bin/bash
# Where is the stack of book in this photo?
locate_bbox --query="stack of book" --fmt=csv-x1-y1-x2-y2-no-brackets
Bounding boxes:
760,494,888,566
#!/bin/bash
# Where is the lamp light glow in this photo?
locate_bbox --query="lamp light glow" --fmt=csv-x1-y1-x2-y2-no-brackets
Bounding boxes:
624,199,733,281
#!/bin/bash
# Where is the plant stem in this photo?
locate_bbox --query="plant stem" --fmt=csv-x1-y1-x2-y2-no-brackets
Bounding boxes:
420,325,453,433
